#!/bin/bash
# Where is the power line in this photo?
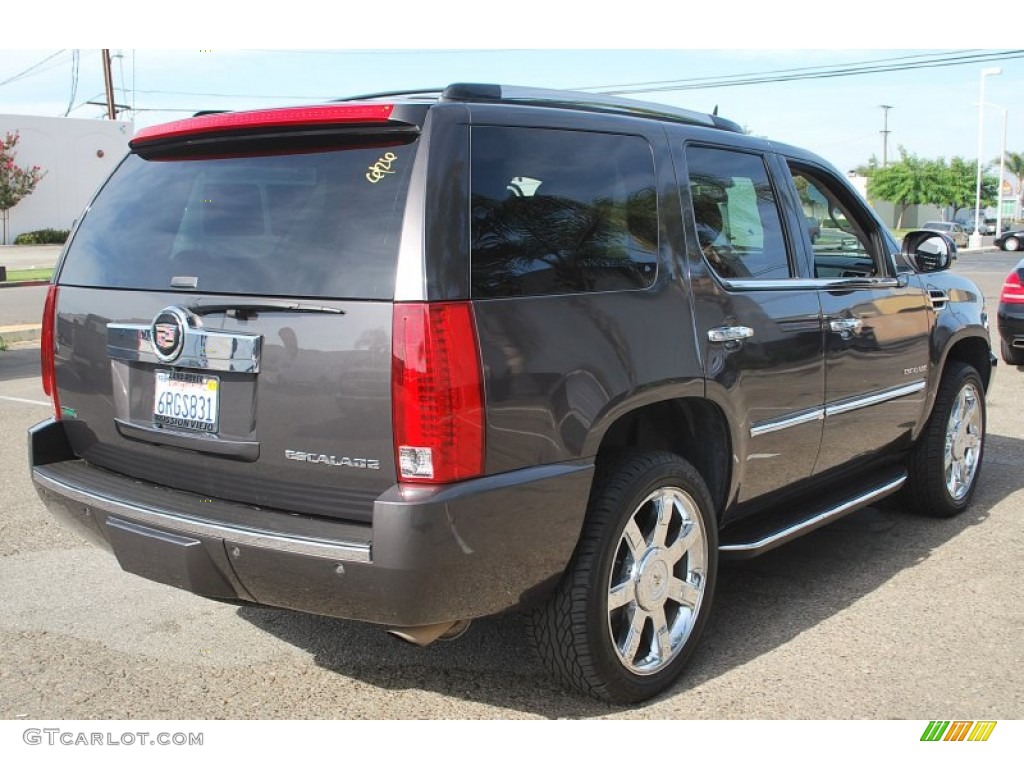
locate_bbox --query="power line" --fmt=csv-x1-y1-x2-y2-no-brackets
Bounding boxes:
586,50,1024,96
63,49,79,117
574,50,984,92
0,49,67,88
117,49,1024,118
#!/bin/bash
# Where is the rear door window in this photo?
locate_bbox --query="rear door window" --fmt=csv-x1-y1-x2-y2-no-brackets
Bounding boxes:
59,143,416,299
470,126,659,298
685,146,792,280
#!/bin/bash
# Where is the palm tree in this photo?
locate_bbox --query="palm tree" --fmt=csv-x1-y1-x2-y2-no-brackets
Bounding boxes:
1005,151,1024,222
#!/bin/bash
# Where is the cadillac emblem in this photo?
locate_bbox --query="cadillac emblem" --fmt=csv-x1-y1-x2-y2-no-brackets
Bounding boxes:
150,307,189,362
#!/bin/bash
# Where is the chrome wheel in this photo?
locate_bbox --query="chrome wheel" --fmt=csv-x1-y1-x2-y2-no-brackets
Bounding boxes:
528,451,717,703
1004,237,1019,252
903,361,986,518
607,486,708,676
945,382,982,501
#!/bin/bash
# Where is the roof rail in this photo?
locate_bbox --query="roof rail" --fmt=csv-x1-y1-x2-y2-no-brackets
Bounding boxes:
439,83,744,133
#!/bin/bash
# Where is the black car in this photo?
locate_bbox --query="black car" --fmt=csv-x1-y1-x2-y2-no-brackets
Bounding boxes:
995,229,1024,252
28,83,993,704
997,257,1024,364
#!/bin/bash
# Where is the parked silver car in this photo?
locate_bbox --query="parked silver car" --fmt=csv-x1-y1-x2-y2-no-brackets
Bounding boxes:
922,221,969,248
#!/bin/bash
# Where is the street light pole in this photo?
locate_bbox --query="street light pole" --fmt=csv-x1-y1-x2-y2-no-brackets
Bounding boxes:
880,104,893,168
971,67,1002,250
997,106,1008,238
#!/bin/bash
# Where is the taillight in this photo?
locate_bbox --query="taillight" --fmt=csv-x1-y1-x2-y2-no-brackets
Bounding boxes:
392,302,485,484
41,283,61,420
1000,271,1024,304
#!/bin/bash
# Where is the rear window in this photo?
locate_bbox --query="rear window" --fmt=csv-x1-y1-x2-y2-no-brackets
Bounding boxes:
470,126,659,298
59,142,416,299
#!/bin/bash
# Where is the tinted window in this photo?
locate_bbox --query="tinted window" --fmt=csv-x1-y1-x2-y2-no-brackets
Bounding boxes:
686,146,791,280
787,163,880,278
470,127,658,298
59,144,416,299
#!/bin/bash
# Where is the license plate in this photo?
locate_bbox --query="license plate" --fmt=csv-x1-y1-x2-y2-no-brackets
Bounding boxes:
153,370,220,433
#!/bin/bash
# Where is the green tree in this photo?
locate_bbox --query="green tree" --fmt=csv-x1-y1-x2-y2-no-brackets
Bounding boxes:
929,157,997,222
866,148,929,228
0,131,46,245
868,149,999,227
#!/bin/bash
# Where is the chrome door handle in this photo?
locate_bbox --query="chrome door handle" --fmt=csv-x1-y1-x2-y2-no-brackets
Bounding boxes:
829,318,862,334
708,326,754,343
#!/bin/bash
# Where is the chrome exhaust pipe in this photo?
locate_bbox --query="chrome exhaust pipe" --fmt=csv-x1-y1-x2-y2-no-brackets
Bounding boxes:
387,619,471,647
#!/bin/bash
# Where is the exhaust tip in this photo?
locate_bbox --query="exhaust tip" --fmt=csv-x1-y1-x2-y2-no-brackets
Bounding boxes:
387,619,471,647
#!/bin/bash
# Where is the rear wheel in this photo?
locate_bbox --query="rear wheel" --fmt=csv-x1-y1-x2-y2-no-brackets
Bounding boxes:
1004,236,1020,252
527,451,718,703
903,361,985,518
1001,339,1024,366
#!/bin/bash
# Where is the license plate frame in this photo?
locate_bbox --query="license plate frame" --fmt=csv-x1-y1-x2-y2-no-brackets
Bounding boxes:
153,369,220,434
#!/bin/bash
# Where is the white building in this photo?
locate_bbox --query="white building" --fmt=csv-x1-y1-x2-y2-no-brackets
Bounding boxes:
0,114,133,243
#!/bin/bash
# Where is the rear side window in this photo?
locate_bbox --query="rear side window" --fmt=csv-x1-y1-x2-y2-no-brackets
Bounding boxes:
470,127,659,298
59,143,416,299
686,146,791,280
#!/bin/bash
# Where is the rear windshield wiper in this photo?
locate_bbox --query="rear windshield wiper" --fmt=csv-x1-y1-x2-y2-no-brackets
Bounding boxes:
188,300,346,319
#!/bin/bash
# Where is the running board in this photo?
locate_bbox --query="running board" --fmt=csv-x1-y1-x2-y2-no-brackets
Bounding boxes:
719,469,908,560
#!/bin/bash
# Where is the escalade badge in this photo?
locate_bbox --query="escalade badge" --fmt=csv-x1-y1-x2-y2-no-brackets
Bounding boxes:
150,307,189,362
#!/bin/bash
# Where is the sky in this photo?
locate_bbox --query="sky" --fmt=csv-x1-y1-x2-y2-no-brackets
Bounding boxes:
1,5,1023,178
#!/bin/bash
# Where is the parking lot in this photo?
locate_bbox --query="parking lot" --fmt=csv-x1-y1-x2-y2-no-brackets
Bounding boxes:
0,253,1021,720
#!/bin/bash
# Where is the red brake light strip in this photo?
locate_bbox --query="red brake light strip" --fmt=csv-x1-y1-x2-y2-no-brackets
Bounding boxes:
132,104,395,146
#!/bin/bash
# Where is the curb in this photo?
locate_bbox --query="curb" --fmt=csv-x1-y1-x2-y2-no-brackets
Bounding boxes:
0,280,50,289
0,325,42,345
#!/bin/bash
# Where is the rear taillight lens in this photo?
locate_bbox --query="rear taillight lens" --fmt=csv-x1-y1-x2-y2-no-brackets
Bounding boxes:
1000,271,1024,304
392,302,485,484
41,283,61,420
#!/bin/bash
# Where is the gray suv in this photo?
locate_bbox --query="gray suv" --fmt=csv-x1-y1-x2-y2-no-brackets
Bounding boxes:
30,84,993,703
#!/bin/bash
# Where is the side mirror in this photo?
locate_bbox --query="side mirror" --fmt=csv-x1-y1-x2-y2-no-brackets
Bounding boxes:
902,230,955,272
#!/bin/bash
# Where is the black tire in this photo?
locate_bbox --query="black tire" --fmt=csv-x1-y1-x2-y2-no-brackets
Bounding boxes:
1003,236,1020,252
526,451,718,704
1001,339,1024,366
903,361,985,518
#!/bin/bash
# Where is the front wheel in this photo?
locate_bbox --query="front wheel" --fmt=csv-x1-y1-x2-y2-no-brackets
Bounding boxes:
527,451,718,703
903,362,986,517
1003,236,1020,252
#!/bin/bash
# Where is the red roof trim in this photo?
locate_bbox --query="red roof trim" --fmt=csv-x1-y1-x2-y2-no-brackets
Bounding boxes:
132,104,395,145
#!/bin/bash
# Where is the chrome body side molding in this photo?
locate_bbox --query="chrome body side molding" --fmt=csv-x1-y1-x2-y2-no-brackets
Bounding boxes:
750,381,926,437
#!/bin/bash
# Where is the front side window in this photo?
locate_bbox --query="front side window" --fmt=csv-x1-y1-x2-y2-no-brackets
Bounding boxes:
787,164,881,278
470,127,659,298
685,146,791,280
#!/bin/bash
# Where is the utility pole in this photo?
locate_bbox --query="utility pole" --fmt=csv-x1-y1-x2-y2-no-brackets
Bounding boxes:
880,105,893,168
101,49,116,119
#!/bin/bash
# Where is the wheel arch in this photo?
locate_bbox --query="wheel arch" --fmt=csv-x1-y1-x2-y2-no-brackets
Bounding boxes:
916,331,993,442
943,334,993,392
592,397,733,522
